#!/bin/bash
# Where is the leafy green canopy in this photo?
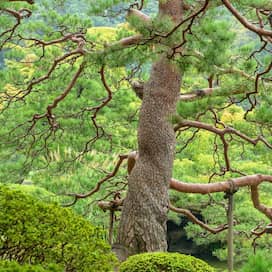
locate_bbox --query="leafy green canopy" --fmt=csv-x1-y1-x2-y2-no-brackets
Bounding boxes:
0,185,118,272
119,252,215,272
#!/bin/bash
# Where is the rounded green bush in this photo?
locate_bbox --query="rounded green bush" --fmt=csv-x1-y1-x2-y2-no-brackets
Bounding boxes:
0,261,62,272
0,185,117,272
119,252,215,272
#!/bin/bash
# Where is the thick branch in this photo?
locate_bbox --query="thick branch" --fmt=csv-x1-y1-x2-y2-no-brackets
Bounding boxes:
131,81,258,101
251,185,272,220
131,80,217,101
131,80,144,99
170,175,272,194
126,152,272,224
170,175,272,220
98,199,123,211
127,151,138,174
106,8,151,50
180,88,215,100
127,8,150,23
109,34,143,49
221,0,272,37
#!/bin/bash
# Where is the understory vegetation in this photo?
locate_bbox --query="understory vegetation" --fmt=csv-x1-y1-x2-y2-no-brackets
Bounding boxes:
0,185,117,272
119,252,215,272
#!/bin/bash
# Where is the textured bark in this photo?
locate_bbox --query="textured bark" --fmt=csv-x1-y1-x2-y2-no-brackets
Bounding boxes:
114,58,181,261
113,0,183,261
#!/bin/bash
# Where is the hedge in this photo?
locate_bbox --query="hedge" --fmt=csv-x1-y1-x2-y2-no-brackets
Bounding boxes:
0,185,117,272
119,252,215,272
0,261,62,272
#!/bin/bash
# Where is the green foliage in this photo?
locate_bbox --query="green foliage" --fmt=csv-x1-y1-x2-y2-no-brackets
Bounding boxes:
6,183,58,203
235,0,272,9
240,251,272,272
172,101,272,263
0,185,117,272
0,261,62,272
119,252,215,272
89,0,132,15
1,1,272,270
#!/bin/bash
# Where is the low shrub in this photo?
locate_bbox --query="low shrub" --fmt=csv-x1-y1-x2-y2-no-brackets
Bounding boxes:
0,185,117,272
119,252,215,272
0,261,62,272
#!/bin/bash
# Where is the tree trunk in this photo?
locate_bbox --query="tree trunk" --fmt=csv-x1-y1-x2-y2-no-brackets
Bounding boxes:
113,1,183,261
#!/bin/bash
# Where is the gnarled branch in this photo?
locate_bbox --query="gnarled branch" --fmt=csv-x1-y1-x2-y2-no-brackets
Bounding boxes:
174,120,272,149
170,175,272,194
63,154,128,207
169,203,229,234
221,0,272,38
170,175,272,220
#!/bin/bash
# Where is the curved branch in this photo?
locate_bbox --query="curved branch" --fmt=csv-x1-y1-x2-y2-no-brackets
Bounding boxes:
255,61,272,93
1,32,87,110
63,154,128,207
221,0,272,37
174,120,272,149
125,152,272,221
131,80,144,99
170,174,272,194
175,119,272,170
170,175,272,220
160,0,210,38
66,65,116,159
169,203,228,234
0,0,34,48
251,185,272,220
3,50,83,105
44,63,85,128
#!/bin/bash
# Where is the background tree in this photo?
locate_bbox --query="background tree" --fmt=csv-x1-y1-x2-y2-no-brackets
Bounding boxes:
1,0,272,265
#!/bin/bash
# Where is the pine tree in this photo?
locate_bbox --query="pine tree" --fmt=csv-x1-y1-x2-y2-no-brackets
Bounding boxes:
1,0,272,263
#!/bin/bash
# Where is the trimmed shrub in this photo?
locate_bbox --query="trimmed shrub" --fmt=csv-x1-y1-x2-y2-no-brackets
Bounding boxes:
0,185,117,272
0,261,62,272
119,252,215,272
